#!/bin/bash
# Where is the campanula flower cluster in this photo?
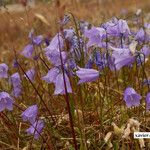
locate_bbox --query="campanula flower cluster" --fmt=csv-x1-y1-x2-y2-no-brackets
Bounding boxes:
1,15,150,141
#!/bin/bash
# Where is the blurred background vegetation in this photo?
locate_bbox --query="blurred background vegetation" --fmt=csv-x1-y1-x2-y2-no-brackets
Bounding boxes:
0,0,50,5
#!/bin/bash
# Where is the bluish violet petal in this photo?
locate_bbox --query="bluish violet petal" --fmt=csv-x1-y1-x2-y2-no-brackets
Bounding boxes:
54,73,72,95
33,35,43,45
0,63,8,78
118,19,131,35
115,56,135,70
45,33,64,52
6,98,13,111
26,119,44,139
76,68,99,84
10,72,21,87
146,93,150,111
0,92,14,112
21,105,38,124
21,44,34,58
141,45,150,57
42,67,60,83
124,87,141,107
12,85,22,97
84,27,106,48
135,28,145,41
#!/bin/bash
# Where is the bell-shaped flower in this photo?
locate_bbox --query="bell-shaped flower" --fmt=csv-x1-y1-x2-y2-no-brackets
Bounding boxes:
103,18,130,37
140,45,150,57
42,67,60,83
0,92,14,112
21,44,34,58
111,46,135,70
45,33,64,53
135,28,145,42
45,50,67,66
124,87,142,108
54,73,72,95
76,67,99,84
10,73,22,97
28,29,43,45
146,92,150,111
21,105,38,124
10,72,21,87
118,19,131,36
26,119,44,139
84,27,106,48
0,63,8,78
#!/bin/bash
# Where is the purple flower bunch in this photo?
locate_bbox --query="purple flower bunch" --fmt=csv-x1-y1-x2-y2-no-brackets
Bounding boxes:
21,105,44,139
10,73,22,97
21,29,43,58
124,87,150,111
1,14,150,146
0,92,14,112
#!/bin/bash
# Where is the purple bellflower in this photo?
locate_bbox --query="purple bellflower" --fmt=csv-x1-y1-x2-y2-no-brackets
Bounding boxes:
21,44,34,58
54,73,72,95
21,30,43,58
136,45,150,66
140,45,150,57
103,18,130,37
124,87,142,108
42,67,60,83
21,105,38,124
144,23,150,41
146,92,150,111
76,67,99,84
84,27,106,48
28,29,43,45
118,19,131,36
0,92,14,112
26,119,44,139
0,63,8,78
111,46,135,70
10,73,22,97
44,32,67,66
42,67,72,95
45,50,67,66
135,28,145,42
10,72,21,87
102,17,118,36
45,33,64,53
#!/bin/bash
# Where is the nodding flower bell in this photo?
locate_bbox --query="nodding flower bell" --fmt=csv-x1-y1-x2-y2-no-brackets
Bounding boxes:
21,105,38,124
124,87,142,108
0,92,14,112
0,63,8,79
26,119,45,139
76,67,100,84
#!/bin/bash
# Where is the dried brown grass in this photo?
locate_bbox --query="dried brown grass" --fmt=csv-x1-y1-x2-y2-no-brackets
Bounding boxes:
0,0,149,61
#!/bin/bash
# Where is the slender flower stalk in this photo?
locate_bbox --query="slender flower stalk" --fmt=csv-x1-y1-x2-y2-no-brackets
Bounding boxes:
56,1,78,148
